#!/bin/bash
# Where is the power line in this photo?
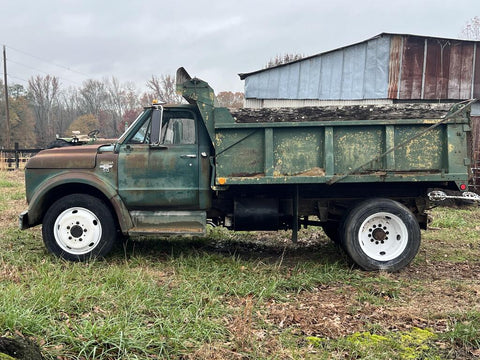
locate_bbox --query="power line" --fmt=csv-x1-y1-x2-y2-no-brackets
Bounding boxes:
1,71,29,84
7,58,51,76
5,73,29,84
6,44,91,78
6,58,82,85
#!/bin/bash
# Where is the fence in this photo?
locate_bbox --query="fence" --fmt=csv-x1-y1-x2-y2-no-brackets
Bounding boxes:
1,143,42,171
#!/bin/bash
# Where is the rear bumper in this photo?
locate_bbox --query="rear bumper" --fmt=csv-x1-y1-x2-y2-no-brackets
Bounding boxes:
19,210,30,230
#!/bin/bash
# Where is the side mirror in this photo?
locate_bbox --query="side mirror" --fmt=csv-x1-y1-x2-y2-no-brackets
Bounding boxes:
150,107,163,144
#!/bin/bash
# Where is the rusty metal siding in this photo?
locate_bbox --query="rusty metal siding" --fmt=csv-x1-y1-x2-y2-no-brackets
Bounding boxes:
460,43,475,99
398,37,425,99
395,37,478,100
423,39,451,99
388,35,403,98
446,43,463,99
448,42,475,99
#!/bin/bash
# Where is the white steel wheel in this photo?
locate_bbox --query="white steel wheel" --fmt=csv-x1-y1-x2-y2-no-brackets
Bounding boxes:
42,194,116,261
341,198,421,272
357,212,408,261
53,207,102,255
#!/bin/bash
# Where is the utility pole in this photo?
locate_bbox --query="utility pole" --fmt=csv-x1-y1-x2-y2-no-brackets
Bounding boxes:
3,45,11,149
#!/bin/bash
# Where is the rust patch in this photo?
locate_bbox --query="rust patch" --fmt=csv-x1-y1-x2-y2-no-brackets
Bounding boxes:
130,224,204,234
26,145,101,169
228,172,265,178
388,35,403,99
291,167,326,177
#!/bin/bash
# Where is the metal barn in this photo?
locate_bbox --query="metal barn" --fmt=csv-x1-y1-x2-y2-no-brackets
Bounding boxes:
239,33,480,190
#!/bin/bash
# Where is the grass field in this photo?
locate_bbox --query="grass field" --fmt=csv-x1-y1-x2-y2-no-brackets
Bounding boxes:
1,170,480,359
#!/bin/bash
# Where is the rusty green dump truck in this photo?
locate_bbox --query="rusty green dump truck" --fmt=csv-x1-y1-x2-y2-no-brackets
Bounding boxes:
19,68,476,271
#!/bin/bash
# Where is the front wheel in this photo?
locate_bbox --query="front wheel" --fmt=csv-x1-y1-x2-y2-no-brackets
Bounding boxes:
341,199,420,272
42,194,117,261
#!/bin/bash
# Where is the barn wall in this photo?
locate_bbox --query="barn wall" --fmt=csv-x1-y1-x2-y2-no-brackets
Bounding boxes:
393,36,478,100
244,35,391,100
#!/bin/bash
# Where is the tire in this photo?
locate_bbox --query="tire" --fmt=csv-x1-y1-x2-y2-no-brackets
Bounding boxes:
42,194,117,261
341,198,420,272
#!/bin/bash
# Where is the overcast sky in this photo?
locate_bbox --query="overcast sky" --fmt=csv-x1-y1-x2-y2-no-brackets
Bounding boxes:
1,0,478,93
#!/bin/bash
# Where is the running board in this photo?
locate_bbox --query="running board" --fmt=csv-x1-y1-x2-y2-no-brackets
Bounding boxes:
128,210,206,236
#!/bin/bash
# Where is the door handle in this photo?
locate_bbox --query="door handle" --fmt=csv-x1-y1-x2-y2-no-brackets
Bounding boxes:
180,154,197,159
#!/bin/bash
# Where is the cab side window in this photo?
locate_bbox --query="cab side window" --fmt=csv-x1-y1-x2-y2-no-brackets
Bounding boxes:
161,111,196,145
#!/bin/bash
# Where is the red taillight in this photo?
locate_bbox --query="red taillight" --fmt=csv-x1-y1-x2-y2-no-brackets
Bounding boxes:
460,184,467,191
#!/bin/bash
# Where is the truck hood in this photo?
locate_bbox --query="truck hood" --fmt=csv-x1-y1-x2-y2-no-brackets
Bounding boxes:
27,145,102,169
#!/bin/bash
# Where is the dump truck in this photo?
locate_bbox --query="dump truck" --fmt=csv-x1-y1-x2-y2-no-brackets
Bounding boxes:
19,68,477,271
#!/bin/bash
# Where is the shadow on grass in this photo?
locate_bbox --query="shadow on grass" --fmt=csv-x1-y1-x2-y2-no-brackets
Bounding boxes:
110,228,350,268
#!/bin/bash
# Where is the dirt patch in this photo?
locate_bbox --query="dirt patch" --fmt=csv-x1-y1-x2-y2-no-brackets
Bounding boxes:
402,261,480,281
259,261,480,341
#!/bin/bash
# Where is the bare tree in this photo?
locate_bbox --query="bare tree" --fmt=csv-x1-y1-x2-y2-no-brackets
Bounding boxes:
460,16,480,40
79,79,107,117
105,77,140,136
9,95,36,147
56,87,81,137
216,91,244,108
265,53,304,68
28,75,60,146
0,82,36,147
146,74,182,104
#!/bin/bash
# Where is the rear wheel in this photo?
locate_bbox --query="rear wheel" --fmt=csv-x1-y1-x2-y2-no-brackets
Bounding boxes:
341,198,420,271
42,194,116,261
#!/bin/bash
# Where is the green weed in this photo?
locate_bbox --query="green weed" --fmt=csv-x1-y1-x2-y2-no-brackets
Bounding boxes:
441,312,480,349
307,328,440,359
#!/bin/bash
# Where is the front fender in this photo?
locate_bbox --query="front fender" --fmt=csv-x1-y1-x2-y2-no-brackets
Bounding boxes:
26,171,133,233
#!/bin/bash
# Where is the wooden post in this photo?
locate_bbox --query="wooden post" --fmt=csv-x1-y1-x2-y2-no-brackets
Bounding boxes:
3,45,11,149
14,142,19,169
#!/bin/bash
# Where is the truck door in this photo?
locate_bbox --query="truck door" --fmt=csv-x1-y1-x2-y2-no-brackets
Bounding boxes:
117,108,206,210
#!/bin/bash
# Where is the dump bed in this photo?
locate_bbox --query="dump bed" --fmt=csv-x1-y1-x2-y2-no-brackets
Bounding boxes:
176,68,473,189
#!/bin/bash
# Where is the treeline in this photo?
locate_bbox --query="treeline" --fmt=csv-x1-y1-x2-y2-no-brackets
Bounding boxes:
0,74,244,148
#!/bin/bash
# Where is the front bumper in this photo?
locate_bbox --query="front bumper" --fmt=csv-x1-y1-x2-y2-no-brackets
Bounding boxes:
19,210,30,230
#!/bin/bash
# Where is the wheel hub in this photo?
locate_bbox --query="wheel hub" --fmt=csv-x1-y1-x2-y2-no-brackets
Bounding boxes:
359,212,408,261
53,207,102,255
371,227,388,242
69,225,84,238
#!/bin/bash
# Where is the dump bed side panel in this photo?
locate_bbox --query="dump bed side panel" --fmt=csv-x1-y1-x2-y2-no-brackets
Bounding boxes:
213,114,471,187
